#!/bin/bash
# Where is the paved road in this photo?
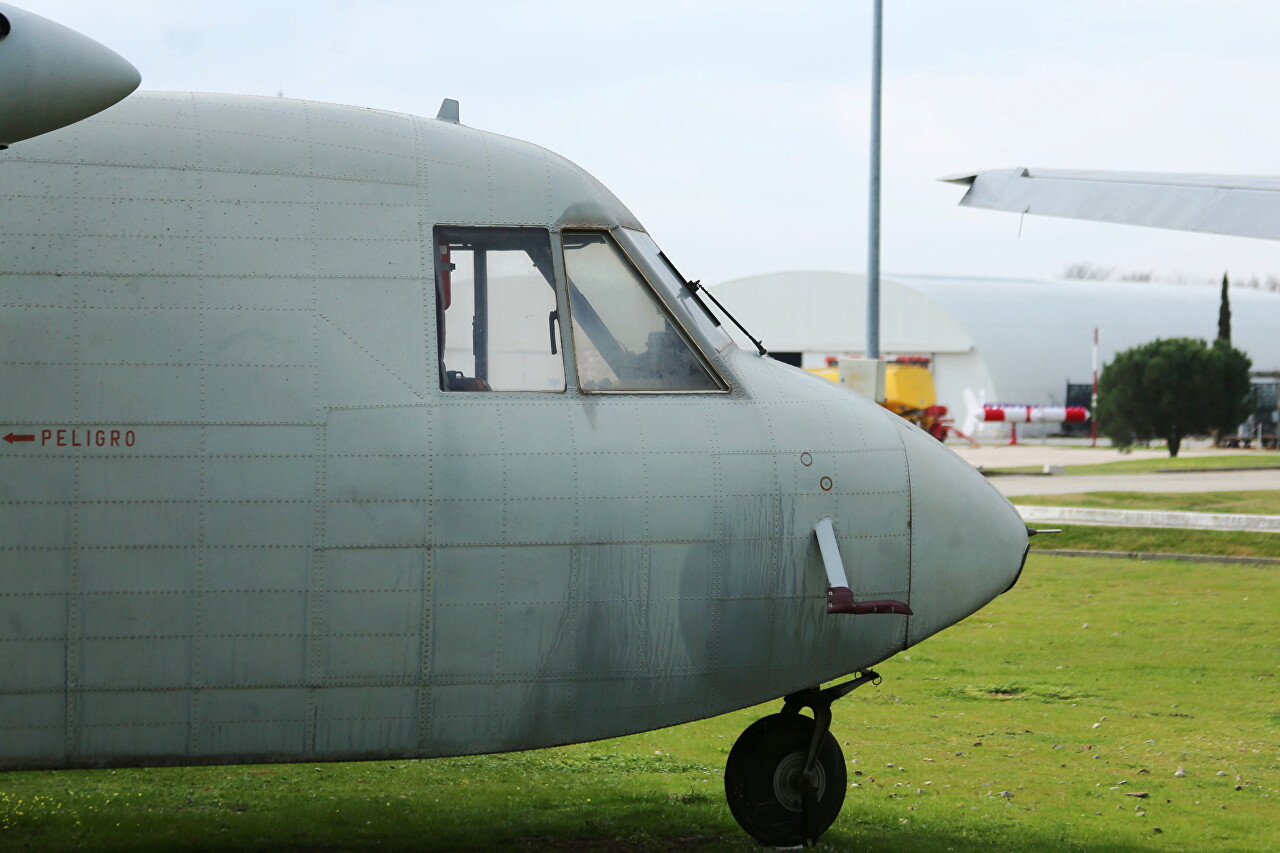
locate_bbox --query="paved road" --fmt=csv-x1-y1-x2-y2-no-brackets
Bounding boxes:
990,469,1280,497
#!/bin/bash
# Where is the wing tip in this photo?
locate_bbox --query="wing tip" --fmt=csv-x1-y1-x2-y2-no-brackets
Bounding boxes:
939,167,1032,186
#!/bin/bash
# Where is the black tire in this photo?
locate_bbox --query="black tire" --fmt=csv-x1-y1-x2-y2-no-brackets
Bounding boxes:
724,712,847,846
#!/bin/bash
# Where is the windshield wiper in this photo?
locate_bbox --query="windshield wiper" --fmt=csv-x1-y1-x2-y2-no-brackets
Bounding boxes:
659,253,767,356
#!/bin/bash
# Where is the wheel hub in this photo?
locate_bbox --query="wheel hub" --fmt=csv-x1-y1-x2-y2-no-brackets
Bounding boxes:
772,750,826,813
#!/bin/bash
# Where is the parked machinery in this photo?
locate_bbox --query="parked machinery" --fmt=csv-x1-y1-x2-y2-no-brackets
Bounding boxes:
808,356,975,444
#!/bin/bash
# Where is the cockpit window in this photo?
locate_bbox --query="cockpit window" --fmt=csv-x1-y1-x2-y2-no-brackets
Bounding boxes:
561,232,724,392
435,227,565,392
614,228,735,353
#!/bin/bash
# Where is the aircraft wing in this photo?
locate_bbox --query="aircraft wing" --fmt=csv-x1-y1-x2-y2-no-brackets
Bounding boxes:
942,167,1280,241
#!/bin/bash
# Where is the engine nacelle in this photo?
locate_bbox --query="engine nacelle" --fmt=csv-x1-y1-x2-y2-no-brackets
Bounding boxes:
0,3,140,147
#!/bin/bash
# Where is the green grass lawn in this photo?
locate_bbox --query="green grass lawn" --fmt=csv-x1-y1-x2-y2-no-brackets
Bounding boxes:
2,554,1277,852
1013,490,1280,516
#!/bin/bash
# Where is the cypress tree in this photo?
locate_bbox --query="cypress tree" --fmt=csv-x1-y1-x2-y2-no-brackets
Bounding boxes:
1218,272,1232,342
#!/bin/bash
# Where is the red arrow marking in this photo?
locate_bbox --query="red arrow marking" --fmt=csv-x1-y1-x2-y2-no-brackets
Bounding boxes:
4,432,35,444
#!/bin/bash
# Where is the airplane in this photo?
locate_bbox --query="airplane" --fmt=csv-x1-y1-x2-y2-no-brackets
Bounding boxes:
0,4,1032,845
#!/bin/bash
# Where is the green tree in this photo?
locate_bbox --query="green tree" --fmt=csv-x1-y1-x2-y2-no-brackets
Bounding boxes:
1207,338,1254,436
1097,337,1252,457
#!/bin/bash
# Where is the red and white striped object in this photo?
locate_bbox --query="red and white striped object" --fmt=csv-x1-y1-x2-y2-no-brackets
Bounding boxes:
982,405,1089,424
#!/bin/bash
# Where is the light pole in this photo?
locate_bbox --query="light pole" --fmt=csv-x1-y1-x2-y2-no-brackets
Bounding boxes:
866,0,882,360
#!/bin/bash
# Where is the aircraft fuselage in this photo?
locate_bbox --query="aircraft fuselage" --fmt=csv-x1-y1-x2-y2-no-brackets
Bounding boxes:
0,90,1027,771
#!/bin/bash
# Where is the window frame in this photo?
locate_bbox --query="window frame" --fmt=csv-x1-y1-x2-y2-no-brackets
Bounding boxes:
433,224,568,394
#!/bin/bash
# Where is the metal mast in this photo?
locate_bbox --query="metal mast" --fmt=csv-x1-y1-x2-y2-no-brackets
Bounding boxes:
866,0,883,359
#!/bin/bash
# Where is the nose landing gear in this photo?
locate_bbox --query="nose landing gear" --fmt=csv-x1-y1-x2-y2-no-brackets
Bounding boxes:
724,671,880,846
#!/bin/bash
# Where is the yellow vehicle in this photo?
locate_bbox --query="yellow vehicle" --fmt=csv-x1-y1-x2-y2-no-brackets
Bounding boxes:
808,356,967,442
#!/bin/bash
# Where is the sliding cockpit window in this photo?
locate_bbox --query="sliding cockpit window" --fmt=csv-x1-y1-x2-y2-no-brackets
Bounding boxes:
435,227,565,392
561,231,725,393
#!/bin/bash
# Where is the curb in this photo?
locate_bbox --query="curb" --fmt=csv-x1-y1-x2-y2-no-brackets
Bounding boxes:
1155,465,1280,473
1015,504,1280,533
1032,548,1280,567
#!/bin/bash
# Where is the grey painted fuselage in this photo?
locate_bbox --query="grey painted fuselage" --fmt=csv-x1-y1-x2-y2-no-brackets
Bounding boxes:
0,91,1028,769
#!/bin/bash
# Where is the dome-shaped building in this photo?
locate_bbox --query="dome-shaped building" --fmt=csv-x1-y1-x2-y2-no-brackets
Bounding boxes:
711,271,1280,438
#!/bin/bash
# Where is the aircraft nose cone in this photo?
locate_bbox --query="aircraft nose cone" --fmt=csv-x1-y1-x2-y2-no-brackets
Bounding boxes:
0,3,141,147
895,421,1028,646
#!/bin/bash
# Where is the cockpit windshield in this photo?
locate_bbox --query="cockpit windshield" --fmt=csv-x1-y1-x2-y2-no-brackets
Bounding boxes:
614,228,735,354
562,232,724,392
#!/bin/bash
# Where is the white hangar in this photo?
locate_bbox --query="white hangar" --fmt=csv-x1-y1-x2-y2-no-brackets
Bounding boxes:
711,271,1280,437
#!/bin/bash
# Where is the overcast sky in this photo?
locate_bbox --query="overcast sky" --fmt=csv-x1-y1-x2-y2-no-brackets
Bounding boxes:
21,0,1280,286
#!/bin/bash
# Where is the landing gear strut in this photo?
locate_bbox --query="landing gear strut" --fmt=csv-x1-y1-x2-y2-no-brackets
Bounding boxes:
724,671,880,846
